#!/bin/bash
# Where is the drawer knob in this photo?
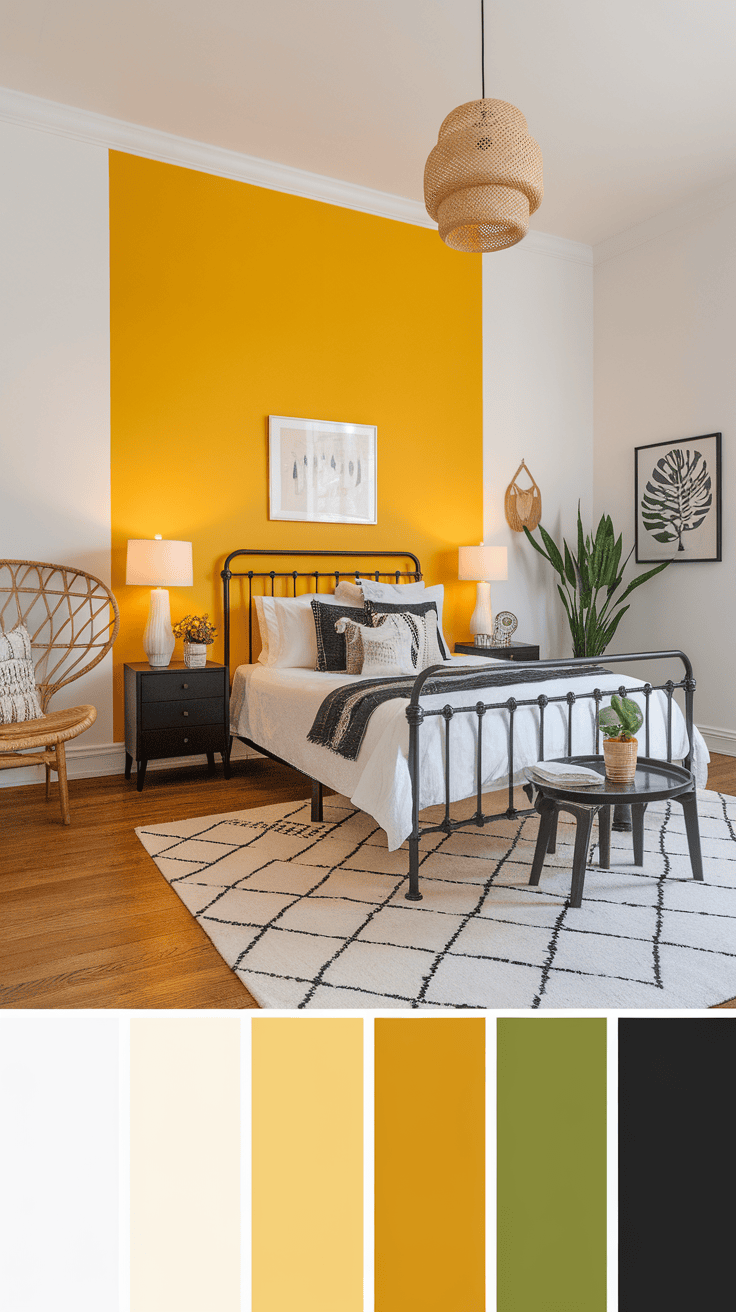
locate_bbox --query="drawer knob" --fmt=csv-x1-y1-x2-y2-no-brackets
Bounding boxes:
184,737,189,744
182,710,189,717
182,683,189,689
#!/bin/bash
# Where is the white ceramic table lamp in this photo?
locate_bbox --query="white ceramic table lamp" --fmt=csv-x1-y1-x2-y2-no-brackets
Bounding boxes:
126,537,193,667
458,543,508,647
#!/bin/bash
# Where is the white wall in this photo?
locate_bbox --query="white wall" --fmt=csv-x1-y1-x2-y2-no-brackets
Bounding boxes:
0,119,112,779
482,235,595,658
594,199,736,749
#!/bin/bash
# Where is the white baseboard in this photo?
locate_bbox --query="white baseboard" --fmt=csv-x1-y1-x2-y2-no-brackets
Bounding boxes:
0,737,261,788
697,725,736,759
6,724,730,788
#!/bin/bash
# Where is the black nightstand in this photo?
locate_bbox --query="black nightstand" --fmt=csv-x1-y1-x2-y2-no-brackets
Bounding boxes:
124,661,231,791
455,641,540,661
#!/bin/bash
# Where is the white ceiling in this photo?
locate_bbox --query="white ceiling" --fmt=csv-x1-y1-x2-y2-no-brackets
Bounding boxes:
1,0,735,245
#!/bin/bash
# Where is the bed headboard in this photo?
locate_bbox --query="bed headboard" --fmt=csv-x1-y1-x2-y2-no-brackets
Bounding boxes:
221,548,422,671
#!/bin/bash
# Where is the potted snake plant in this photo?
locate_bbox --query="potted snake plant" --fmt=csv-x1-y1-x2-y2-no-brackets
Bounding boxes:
599,694,644,785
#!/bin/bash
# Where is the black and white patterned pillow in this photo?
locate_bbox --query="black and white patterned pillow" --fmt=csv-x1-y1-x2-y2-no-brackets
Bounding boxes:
363,599,450,661
0,624,44,724
311,600,367,671
335,615,414,676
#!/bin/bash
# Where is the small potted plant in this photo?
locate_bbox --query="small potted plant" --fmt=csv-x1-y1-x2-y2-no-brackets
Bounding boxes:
172,613,216,669
599,693,644,785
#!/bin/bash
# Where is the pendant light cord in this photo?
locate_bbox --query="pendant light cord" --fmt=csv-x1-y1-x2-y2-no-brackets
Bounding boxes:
481,0,485,99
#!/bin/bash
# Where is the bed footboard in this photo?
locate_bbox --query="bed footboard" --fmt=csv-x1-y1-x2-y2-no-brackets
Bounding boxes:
404,650,696,901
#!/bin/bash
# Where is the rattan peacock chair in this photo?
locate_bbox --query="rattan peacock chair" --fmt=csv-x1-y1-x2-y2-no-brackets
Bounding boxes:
0,560,120,823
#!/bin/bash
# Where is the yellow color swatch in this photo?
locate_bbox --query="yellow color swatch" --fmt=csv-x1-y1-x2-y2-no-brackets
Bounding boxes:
252,1017,363,1312
375,1017,486,1312
130,1017,240,1312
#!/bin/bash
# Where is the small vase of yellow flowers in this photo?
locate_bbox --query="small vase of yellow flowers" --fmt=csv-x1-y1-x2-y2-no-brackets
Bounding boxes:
173,614,217,668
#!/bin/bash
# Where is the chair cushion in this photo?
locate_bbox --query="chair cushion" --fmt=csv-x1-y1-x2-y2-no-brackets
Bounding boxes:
0,624,44,724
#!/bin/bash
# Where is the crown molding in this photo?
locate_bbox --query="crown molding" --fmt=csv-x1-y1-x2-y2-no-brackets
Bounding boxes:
514,230,593,265
0,84,434,228
594,175,736,265
0,84,597,259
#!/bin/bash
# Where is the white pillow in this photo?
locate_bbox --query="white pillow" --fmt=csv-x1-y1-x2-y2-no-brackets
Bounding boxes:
253,596,270,666
0,624,43,724
336,615,413,678
258,592,346,669
334,577,426,605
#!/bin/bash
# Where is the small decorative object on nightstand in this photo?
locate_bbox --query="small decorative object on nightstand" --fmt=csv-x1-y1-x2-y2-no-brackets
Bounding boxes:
124,661,230,791
492,611,518,647
172,613,217,669
458,543,508,646
455,640,539,662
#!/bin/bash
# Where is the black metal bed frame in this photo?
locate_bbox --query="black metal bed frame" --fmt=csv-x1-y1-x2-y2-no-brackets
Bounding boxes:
221,548,696,902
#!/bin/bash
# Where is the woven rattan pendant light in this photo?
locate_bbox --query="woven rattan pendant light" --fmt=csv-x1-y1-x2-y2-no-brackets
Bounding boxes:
424,1,543,252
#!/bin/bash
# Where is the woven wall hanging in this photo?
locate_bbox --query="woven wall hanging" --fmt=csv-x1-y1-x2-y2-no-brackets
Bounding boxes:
504,459,542,532
424,2,543,252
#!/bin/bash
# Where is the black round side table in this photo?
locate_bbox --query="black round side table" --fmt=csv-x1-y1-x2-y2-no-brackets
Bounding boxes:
524,755,703,908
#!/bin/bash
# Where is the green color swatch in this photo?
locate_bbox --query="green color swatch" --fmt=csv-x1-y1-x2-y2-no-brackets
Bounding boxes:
497,1018,607,1312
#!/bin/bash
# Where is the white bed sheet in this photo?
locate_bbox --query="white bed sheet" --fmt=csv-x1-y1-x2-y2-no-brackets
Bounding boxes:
230,657,709,851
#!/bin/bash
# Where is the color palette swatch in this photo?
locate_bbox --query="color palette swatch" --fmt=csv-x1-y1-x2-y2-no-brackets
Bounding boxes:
497,1018,607,1312
375,1018,486,1312
4,1013,733,1310
252,1018,363,1312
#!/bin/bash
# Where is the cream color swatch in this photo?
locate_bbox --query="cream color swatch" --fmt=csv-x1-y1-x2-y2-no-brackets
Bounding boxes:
130,1018,240,1312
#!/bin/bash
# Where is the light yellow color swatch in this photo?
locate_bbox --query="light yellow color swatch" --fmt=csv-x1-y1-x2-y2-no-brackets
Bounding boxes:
252,1018,363,1312
130,1018,240,1312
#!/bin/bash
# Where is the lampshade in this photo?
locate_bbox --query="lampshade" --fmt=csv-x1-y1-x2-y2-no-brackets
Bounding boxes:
424,99,543,253
126,538,193,587
458,544,508,581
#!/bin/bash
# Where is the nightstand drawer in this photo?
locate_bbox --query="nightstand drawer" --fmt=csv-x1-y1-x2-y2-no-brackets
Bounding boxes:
141,697,225,731
140,725,226,758
140,670,222,702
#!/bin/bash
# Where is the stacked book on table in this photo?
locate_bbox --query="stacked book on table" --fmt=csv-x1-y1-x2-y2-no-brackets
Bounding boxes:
525,761,605,789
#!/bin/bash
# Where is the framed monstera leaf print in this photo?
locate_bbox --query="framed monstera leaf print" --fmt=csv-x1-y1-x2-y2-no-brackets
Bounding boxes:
635,433,722,563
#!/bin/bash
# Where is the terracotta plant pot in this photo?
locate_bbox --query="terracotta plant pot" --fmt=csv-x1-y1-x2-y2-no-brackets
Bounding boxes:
183,642,207,669
603,737,638,785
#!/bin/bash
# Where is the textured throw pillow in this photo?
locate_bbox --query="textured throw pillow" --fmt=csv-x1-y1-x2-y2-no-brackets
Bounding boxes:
334,578,426,605
311,600,367,671
360,578,426,603
0,624,43,724
335,615,414,677
364,597,451,660
372,607,444,671
334,617,368,674
333,580,365,606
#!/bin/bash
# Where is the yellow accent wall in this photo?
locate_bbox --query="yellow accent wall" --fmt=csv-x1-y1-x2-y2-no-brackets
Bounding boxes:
110,152,482,738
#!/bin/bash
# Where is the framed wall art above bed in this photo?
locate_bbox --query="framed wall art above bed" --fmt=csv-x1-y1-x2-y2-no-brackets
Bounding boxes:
635,432,722,563
269,415,377,525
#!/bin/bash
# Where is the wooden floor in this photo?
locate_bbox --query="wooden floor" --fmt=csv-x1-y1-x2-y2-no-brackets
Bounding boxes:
2,753,735,1011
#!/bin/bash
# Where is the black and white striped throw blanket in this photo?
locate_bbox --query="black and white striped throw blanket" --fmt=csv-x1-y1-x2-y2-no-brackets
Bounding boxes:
307,663,603,761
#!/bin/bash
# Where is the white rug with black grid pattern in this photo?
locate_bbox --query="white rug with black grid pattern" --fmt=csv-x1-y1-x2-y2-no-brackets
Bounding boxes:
136,788,736,1009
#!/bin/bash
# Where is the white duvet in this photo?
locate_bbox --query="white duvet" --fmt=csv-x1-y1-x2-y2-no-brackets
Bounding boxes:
230,657,709,850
